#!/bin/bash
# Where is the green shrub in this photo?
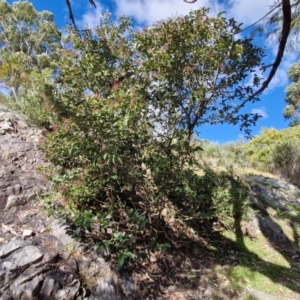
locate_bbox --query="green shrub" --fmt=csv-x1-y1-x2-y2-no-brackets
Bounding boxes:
40,10,263,264
271,140,300,186
237,126,300,174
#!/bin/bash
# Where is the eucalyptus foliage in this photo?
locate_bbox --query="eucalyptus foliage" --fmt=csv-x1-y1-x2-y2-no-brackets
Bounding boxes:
0,0,61,104
283,61,300,126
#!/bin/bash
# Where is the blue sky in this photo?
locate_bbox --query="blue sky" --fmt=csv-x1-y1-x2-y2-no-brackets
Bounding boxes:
7,0,298,143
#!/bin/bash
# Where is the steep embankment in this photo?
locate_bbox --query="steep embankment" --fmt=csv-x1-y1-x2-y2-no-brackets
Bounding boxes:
0,105,136,300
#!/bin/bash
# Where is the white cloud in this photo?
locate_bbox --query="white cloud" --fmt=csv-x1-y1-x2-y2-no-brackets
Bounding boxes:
112,0,275,28
251,107,268,118
269,51,297,90
78,0,285,36
78,1,105,29
114,0,223,27
256,45,297,93
226,0,274,26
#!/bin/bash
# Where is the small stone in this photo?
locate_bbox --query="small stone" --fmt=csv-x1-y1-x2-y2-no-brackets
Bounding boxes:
166,285,176,293
6,186,14,196
203,289,212,298
27,193,36,201
14,184,22,195
22,229,34,238
5,195,19,209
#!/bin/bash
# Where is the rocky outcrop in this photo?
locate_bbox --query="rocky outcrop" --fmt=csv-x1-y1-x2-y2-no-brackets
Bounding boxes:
0,105,137,300
242,175,300,244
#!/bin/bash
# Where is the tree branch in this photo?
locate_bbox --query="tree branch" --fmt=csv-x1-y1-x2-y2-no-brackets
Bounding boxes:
65,0,78,31
237,0,291,111
65,0,97,30
250,0,291,99
89,0,97,8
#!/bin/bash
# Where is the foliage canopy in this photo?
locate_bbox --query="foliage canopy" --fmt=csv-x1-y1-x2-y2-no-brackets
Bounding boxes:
0,0,61,120
283,61,300,126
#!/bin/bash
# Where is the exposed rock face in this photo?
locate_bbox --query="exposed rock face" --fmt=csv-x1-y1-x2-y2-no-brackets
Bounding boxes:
249,176,300,211
0,105,137,300
242,175,300,245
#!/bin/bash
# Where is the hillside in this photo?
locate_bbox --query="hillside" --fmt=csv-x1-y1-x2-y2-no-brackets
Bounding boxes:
0,2,299,298
0,105,299,299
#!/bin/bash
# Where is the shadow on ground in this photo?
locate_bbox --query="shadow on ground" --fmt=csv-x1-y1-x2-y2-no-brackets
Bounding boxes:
124,171,300,299
59,168,300,299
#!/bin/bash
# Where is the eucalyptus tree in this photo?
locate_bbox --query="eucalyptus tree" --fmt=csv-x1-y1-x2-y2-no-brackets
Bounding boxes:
0,0,61,103
283,61,300,126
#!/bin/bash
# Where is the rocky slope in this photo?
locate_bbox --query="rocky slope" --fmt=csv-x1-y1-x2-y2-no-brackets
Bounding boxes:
0,105,138,300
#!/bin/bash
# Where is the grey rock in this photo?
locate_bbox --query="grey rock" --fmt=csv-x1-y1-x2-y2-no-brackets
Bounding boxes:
12,266,47,287
6,187,15,196
8,245,44,271
0,240,27,259
14,184,22,195
90,274,122,300
247,288,283,300
59,258,78,273
0,121,15,135
49,219,77,247
39,271,80,300
259,215,291,243
12,275,43,300
243,175,300,243
241,216,261,238
0,106,140,300
5,195,20,210
2,261,18,272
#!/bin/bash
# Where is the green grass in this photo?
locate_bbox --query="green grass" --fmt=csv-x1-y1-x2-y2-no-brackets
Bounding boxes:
217,230,300,299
